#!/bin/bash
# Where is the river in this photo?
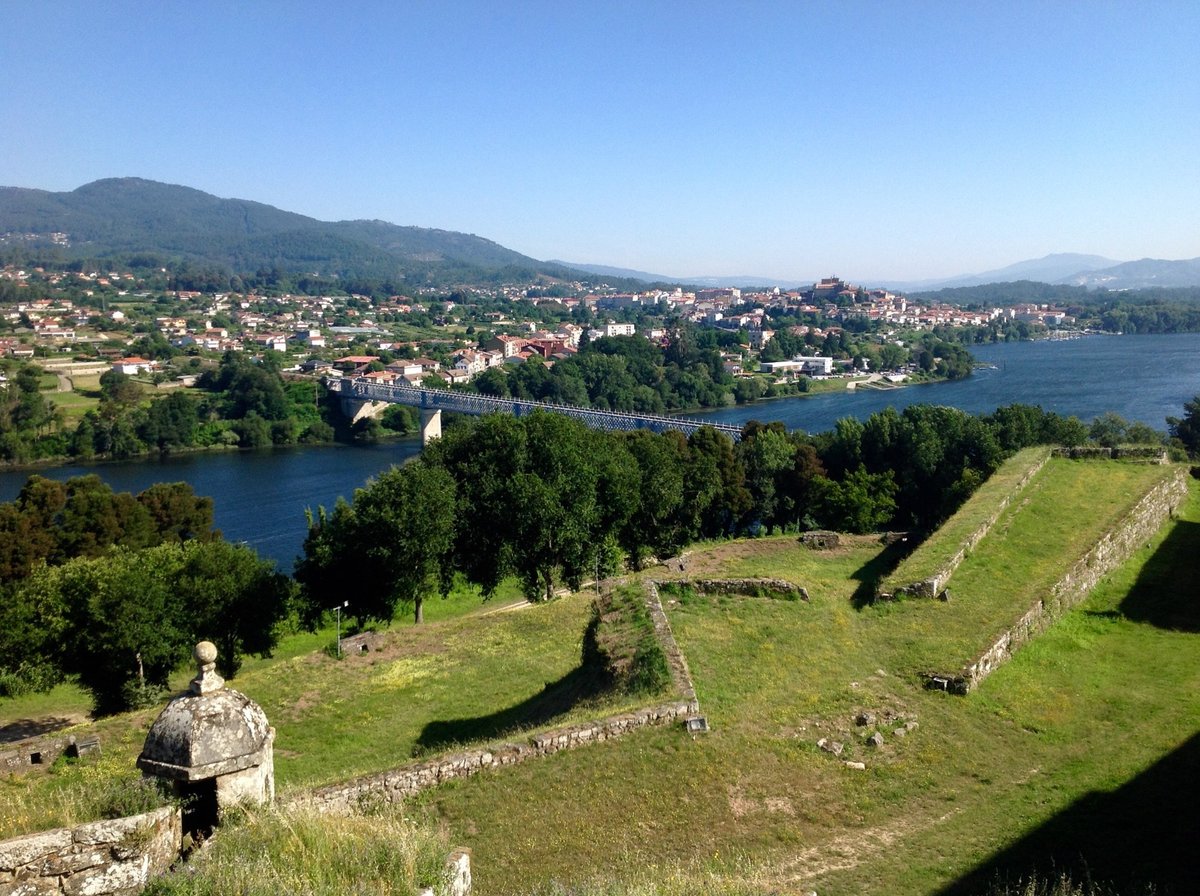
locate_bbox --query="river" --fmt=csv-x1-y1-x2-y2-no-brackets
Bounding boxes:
2,334,1197,570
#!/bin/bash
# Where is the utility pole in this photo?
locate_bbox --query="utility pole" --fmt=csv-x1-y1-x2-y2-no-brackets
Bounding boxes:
333,600,349,657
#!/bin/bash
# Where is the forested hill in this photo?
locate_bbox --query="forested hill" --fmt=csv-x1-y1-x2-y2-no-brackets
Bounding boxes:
0,178,586,287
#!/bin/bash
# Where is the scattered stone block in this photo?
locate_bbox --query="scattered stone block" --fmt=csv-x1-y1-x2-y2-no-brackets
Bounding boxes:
855,711,875,727
867,732,884,748
684,716,709,734
799,531,840,549
893,727,907,738
66,735,101,760
817,738,844,756
844,761,866,770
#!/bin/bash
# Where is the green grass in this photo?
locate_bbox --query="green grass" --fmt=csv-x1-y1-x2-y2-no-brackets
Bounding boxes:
893,459,1176,675
414,470,1198,895
880,446,1051,593
3,467,1197,896
47,388,101,422
0,586,641,837
144,802,451,896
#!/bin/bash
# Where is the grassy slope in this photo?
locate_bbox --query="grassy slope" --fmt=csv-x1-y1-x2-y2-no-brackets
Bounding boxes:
418,468,1197,895
2,463,1196,895
880,446,1050,591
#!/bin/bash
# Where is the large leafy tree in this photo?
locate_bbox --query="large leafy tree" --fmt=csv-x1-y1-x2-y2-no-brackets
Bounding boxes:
296,462,457,625
6,541,290,711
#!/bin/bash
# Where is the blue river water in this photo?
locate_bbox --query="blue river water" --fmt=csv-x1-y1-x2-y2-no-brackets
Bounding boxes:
2,334,1198,569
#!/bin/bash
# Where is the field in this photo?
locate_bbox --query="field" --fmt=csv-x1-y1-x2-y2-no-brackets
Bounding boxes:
2,461,1197,895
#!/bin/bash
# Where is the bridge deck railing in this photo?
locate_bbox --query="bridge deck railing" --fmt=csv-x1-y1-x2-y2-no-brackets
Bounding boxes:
328,376,742,440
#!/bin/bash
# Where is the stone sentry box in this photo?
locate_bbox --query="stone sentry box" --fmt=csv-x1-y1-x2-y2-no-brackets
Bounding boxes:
137,642,274,838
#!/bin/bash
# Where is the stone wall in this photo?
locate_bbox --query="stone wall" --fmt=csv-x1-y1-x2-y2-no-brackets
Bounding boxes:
656,578,810,601
928,467,1189,694
880,451,1049,601
0,807,181,896
419,849,471,896
1052,446,1168,462
305,699,697,812
306,582,701,813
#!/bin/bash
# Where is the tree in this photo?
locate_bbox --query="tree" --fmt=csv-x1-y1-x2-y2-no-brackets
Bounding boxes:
99,369,142,406
816,467,897,534
137,481,218,542
56,548,191,714
138,391,199,452
1168,396,1200,456
296,463,457,625
174,540,294,677
619,430,687,567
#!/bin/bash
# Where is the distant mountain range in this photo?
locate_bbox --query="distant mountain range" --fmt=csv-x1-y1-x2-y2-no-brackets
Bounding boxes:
2,179,1196,292
0,178,591,287
561,252,1200,292
882,254,1200,292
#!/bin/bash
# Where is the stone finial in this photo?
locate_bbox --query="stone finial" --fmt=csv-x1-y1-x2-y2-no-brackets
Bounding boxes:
189,641,225,695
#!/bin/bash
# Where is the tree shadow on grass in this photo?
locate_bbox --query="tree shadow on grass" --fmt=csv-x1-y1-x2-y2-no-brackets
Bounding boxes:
937,730,1200,896
415,664,607,754
1118,519,1200,632
0,717,79,744
850,536,918,609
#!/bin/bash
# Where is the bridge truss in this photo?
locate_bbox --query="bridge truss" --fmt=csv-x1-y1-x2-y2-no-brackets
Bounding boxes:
328,377,743,441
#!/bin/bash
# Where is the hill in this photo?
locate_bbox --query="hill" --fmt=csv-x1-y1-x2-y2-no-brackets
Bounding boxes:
1061,256,1200,289
0,178,588,287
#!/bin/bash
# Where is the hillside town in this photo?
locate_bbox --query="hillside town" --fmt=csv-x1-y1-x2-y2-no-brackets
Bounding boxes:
0,265,1073,386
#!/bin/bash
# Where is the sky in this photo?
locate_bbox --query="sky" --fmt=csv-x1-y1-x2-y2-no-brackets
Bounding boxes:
3,2,1198,283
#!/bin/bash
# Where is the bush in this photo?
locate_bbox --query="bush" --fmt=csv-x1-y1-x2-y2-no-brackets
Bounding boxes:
0,660,62,697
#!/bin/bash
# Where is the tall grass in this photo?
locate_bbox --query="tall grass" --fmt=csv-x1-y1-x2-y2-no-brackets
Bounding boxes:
0,752,171,839
144,802,450,896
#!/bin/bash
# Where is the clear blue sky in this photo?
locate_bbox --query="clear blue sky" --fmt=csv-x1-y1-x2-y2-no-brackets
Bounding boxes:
3,2,1198,282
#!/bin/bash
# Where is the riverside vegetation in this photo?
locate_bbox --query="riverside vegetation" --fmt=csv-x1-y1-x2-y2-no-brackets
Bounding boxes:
1,458,1196,895
3,392,1196,711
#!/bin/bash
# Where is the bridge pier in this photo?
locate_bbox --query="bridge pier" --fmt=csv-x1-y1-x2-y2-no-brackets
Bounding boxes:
421,408,442,444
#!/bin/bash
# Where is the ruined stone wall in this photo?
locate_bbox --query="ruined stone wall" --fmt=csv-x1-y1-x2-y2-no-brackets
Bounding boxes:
304,699,697,812
656,578,810,601
306,581,702,814
881,451,1050,601
929,467,1189,694
0,807,180,896
1052,446,1168,462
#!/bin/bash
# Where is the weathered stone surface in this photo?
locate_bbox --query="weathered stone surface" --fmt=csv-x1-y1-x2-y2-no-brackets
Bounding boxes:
854,711,875,727
0,809,180,896
798,531,839,549
867,732,884,748
138,686,272,781
139,643,275,817
658,578,809,601
0,831,73,871
1,879,64,896
817,738,844,756
844,761,866,770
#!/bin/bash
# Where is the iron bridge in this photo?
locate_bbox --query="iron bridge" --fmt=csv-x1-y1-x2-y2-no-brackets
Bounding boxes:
328,377,743,441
